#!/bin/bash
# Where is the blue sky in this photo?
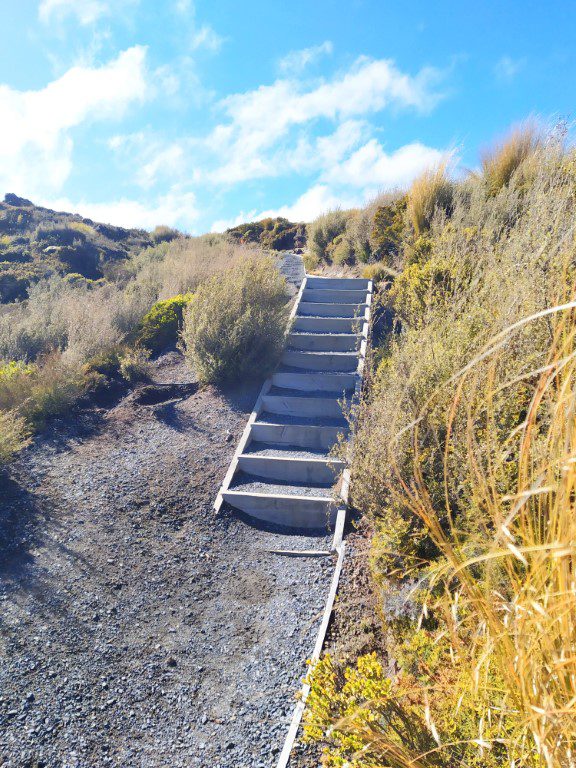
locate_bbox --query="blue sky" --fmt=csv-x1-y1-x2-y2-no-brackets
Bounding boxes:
1,1,575,233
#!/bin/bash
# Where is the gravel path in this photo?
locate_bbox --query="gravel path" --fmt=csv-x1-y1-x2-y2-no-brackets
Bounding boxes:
0,351,334,768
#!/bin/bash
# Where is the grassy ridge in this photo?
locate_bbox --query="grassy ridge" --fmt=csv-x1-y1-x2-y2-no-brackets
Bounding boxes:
304,124,576,767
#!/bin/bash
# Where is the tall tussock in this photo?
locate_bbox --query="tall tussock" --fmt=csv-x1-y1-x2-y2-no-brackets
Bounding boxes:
481,120,543,195
304,130,576,767
407,162,453,235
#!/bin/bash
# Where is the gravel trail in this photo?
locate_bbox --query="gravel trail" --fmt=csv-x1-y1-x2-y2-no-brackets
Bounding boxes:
0,346,334,767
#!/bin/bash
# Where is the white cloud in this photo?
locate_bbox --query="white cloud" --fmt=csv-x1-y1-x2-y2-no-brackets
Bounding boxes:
39,0,138,25
322,139,446,188
256,184,359,222
205,56,444,184
0,46,149,198
175,0,193,13
45,190,199,230
39,0,108,24
191,24,224,52
222,184,363,228
494,56,526,82
278,41,333,74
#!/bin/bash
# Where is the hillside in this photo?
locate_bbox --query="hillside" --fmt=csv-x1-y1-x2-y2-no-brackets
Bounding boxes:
226,217,305,251
0,194,155,302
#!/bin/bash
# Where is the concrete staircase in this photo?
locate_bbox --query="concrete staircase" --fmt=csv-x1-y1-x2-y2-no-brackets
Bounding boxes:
214,275,373,529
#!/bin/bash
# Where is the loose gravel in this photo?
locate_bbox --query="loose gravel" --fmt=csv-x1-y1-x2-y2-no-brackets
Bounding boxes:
0,252,339,768
243,443,331,461
0,351,335,768
255,413,348,428
230,473,333,498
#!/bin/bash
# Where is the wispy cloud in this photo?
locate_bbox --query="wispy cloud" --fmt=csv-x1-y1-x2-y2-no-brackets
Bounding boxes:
278,41,333,74
39,0,138,25
0,46,149,198
200,57,444,185
494,55,526,83
191,24,224,52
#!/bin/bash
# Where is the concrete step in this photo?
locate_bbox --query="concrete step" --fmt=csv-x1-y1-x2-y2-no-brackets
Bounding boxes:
302,289,368,304
298,302,368,318
237,455,345,484
282,349,359,372
272,371,357,392
249,421,348,450
262,392,346,418
221,490,337,528
292,316,360,333
305,277,370,290
288,332,360,352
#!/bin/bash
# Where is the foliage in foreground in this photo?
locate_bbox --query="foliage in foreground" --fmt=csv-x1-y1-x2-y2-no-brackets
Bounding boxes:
304,127,576,767
181,256,289,383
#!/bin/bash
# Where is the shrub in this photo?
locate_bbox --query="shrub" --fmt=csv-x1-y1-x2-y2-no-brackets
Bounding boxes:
0,410,31,464
306,209,351,264
151,225,181,243
181,256,288,383
226,217,303,251
136,293,194,353
370,197,406,264
118,347,152,383
0,351,85,427
481,121,542,196
361,261,389,283
326,233,353,265
407,164,453,235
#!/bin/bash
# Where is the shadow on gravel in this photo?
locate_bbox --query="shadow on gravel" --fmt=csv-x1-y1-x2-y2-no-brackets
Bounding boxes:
216,378,263,413
152,401,209,433
0,410,107,596
0,472,47,595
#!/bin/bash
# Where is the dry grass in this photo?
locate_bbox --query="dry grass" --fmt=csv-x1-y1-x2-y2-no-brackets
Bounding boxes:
407,162,453,235
305,133,576,768
481,121,543,196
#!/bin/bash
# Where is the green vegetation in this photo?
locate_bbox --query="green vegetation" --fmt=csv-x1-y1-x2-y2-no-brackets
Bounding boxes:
0,410,31,464
181,256,289,383
136,293,194,352
305,195,407,271
0,193,153,298
226,217,304,251
0,225,260,466
303,124,576,767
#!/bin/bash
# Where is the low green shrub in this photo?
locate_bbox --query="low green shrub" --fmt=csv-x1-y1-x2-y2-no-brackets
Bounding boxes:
118,347,152,383
0,410,31,464
307,209,350,263
361,261,389,283
0,352,85,427
181,256,288,383
136,293,193,352
151,225,181,244
370,197,406,264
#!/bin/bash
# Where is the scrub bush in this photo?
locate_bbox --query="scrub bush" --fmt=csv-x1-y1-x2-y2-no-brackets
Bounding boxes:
181,256,288,383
